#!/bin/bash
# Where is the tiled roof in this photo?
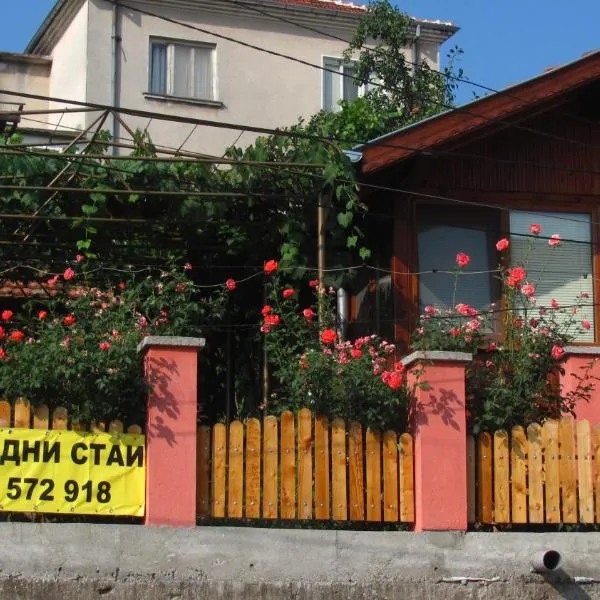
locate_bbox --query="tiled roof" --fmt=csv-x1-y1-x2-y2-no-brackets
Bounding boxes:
276,0,367,14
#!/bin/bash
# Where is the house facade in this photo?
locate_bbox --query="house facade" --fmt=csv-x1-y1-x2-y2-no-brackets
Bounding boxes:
0,0,456,155
354,49,600,350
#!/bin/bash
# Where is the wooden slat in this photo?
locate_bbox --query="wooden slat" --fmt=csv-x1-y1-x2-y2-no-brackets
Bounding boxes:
595,425,600,524
71,422,86,432
577,420,594,524
196,425,211,518
559,418,577,523
89,422,105,433
280,411,296,519
52,407,68,430
32,404,49,430
297,408,313,520
399,433,414,522
127,424,142,434
331,418,347,521
262,415,278,519
542,420,560,524
510,426,527,524
211,423,226,518
245,418,261,519
467,435,476,523
383,430,398,522
314,415,330,520
0,400,10,427
14,397,30,429
493,430,510,523
228,420,244,518
348,421,364,521
477,432,493,523
108,420,124,434
365,429,382,522
527,423,544,523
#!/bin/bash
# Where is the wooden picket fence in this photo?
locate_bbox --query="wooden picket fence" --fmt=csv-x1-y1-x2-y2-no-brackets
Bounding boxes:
0,398,142,434
196,408,415,523
468,418,600,524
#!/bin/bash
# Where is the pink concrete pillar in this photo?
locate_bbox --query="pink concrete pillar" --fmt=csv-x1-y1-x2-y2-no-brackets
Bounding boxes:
402,351,471,532
560,346,600,424
138,336,205,527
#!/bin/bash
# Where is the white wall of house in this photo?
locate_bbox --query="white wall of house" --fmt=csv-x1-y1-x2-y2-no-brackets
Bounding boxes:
48,1,89,133
0,55,50,118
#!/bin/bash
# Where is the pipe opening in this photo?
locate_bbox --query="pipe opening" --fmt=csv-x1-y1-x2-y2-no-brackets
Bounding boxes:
532,550,562,572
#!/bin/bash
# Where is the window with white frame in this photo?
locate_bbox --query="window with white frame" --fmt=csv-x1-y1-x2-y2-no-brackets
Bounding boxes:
322,57,362,111
149,39,215,101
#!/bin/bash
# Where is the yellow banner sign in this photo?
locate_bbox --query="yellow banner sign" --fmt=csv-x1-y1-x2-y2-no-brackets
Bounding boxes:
0,429,145,516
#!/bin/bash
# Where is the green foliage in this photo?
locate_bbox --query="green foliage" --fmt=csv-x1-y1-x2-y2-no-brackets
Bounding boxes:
261,272,411,431
0,262,228,422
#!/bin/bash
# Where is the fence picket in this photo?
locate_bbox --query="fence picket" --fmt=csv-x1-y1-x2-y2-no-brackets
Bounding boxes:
366,430,382,522
493,430,510,523
527,423,544,523
331,418,347,521
245,418,261,519
228,420,244,518
127,425,142,434
383,430,398,522
467,435,476,524
14,398,30,429
542,420,560,524
314,415,330,520
280,411,296,520
211,423,226,518
263,416,278,519
559,419,577,523
196,425,211,518
510,426,527,524
297,409,313,520
52,407,68,430
477,432,493,523
108,420,124,434
399,432,414,522
577,420,594,524
89,422,105,433
0,400,10,427
348,421,364,521
33,404,49,430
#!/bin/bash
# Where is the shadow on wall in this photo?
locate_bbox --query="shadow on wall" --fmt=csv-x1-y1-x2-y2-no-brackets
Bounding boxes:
145,355,180,446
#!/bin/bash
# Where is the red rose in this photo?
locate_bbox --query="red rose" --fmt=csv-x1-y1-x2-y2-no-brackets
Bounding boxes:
264,260,278,275
38,310,48,320
264,314,281,326
63,314,77,327
456,253,471,268
225,278,236,292
320,329,336,345
386,370,404,390
9,331,24,342
582,320,592,330
350,348,362,359
99,341,111,351
550,345,565,360
1,310,13,322
63,268,76,281
282,288,295,299
308,279,320,288
75,254,85,263
548,234,561,247
303,308,315,321
529,223,542,235
261,305,272,317
495,238,510,252
47,275,59,288
0,348,6,359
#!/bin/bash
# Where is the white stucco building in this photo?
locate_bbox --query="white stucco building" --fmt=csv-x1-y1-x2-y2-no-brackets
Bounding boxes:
0,0,457,155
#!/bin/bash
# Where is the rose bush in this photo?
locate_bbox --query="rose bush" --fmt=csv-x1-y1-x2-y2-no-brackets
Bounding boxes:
0,261,228,423
412,230,595,433
261,263,412,431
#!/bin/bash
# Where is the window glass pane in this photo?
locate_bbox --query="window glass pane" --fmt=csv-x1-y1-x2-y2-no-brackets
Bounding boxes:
510,212,594,341
173,45,192,97
343,64,360,102
323,58,341,111
149,43,167,94
417,206,499,311
193,46,213,100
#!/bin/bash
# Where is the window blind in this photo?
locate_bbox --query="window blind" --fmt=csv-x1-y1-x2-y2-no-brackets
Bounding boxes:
509,212,594,342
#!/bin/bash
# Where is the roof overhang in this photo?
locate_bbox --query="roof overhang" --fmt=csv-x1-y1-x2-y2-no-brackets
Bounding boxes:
359,48,600,175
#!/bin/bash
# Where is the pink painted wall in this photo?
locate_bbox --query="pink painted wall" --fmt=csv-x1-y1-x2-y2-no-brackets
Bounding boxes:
406,355,469,531
142,341,201,526
560,352,600,424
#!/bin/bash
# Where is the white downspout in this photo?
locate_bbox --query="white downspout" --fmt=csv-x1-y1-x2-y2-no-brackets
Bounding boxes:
110,0,121,148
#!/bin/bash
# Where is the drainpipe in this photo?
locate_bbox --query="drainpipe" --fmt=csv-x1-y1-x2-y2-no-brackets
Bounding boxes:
110,0,122,149
531,550,562,573
413,23,421,69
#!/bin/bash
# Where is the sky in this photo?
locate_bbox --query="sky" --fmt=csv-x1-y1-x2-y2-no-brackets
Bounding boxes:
3,0,600,104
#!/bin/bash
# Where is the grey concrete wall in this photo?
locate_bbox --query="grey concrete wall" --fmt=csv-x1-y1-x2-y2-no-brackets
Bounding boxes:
1,523,600,599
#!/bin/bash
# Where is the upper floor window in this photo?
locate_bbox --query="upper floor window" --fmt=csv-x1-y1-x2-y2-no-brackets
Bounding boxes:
149,39,215,101
322,57,362,112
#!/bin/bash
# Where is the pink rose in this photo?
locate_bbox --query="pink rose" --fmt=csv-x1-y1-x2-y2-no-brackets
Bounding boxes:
456,253,470,268
495,238,510,252
548,234,561,247
529,224,542,235
550,345,565,360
